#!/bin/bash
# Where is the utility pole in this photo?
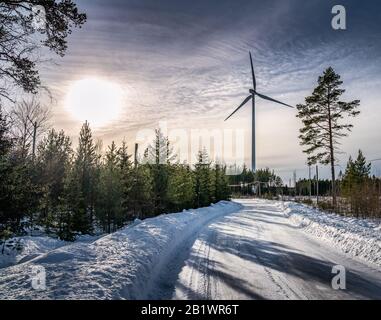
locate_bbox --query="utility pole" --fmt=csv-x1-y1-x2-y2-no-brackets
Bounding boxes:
32,121,37,160
293,170,297,196
134,143,139,168
316,165,319,204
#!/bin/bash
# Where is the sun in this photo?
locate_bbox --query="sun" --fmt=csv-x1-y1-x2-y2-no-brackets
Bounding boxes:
65,78,124,127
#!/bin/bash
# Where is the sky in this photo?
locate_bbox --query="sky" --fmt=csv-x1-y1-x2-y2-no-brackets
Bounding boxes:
36,0,381,182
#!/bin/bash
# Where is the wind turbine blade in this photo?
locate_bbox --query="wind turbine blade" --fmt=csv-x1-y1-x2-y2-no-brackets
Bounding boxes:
225,95,252,121
249,52,256,90
255,92,294,108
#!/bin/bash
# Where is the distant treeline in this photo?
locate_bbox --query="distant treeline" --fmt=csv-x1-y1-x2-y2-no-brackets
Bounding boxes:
292,151,381,218
230,151,381,219
0,109,230,241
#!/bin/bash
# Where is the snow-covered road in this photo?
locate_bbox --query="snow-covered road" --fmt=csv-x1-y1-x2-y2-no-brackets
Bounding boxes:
0,199,380,300
150,199,381,300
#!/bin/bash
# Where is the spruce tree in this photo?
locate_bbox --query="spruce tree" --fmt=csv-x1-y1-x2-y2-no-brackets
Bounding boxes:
117,141,133,218
67,121,99,234
0,108,14,233
194,149,212,207
117,141,132,171
96,141,124,233
297,67,360,207
146,129,176,214
167,164,195,211
35,129,73,231
129,164,154,219
0,108,39,233
214,163,231,202
341,151,372,217
342,150,371,195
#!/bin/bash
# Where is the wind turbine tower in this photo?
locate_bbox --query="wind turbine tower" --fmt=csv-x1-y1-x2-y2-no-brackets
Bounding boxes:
225,52,294,172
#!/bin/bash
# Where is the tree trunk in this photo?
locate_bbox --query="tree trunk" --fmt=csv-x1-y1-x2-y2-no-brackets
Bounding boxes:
327,87,337,208
330,154,336,207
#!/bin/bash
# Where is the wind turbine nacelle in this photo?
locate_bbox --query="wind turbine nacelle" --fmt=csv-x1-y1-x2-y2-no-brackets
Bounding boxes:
249,89,256,95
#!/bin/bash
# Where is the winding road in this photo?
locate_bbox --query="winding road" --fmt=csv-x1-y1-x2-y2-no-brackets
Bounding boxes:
148,199,381,300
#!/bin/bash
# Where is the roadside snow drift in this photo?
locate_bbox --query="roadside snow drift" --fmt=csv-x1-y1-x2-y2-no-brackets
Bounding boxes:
0,201,242,300
0,236,67,269
281,202,381,267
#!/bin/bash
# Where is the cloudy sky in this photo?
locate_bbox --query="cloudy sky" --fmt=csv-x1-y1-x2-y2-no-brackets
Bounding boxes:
38,0,381,181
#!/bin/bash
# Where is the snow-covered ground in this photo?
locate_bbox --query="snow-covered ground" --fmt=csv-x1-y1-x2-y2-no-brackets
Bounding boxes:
0,201,241,299
281,201,381,267
0,236,67,269
0,199,380,300
171,199,381,300
0,234,101,269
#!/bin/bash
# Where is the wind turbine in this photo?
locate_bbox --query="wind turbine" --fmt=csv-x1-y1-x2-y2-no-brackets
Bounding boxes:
225,52,294,172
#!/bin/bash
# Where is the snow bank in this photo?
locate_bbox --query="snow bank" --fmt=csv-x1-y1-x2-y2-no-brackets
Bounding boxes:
0,236,67,269
280,201,381,267
0,201,242,300
0,233,101,269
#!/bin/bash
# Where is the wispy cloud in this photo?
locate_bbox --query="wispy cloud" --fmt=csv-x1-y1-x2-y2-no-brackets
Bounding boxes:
37,0,381,180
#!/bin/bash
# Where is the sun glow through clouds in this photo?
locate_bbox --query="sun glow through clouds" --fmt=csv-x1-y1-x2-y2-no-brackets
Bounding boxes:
65,78,124,127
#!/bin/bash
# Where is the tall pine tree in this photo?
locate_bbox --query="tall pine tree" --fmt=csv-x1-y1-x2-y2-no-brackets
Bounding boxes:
194,149,212,207
297,67,360,206
146,129,176,215
35,129,73,231
96,141,124,233
66,121,99,234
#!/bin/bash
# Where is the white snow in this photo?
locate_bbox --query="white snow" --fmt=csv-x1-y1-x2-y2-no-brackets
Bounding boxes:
0,233,101,269
280,201,381,267
0,201,242,300
1,199,380,300
0,236,67,269
170,199,381,300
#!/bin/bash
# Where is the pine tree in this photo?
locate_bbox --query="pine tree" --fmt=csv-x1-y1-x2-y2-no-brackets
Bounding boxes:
194,149,212,207
4,154,39,233
0,108,14,233
240,164,248,184
67,121,100,234
1,107,39,233
352,150,371,179
96,141,124,233
35,129,73,231
214,163,231,202
129,164,154,219
117,141,133,218
297,67,360,207
146,129,176,214
117,141,132,171
0,107,12,157
167,164,195,211
341,150,372,217
342,150,371,195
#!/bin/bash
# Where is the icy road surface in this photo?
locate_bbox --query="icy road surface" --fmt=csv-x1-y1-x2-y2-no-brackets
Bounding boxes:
0,199,380,300
152,199,381,300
